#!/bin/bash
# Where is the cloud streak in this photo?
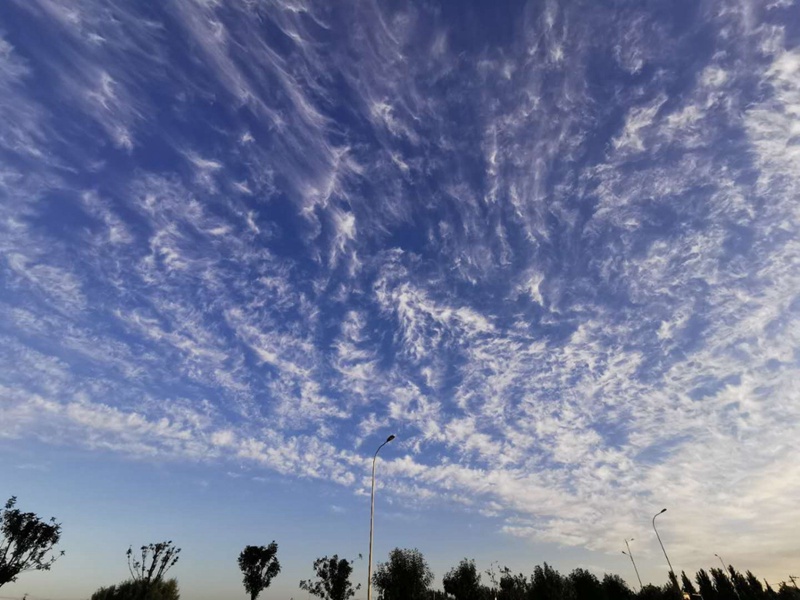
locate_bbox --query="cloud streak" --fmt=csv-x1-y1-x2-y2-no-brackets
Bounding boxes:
0,0,798,581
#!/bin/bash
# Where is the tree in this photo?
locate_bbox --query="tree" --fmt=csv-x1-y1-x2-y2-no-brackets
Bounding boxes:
0,496,63,588
745,571,767,600
90,578,180,600
497,567,528,600
531,563,569,600
239,543,281,600
777,584,800,600
443,559,482,600
91,541,181,600
638,584,670,600
300,555,360,600
569,568,604,600
601,574,634,600
696,569,718,600
711,568,738,600
127,541,180,584
681,572,698,598
373,548,433,600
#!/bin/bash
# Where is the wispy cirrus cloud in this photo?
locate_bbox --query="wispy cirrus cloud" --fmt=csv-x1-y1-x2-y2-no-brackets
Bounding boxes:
0,0,798,582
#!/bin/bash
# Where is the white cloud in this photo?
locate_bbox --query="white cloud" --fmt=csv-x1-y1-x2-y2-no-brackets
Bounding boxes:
0,0,798,585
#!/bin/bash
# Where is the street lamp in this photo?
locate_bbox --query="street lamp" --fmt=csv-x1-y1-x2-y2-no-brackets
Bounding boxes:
367,434,395,600
623,538,643,590
715,553,726,572
652,508,676,585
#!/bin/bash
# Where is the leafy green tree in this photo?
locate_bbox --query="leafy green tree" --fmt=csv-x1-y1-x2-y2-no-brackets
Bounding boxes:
300,555,360,600
443,559,483,600
239,543,281,600
601,574,635,600
373,547,433,600
127,541,181,584
0,496,63,588
90,578,180,600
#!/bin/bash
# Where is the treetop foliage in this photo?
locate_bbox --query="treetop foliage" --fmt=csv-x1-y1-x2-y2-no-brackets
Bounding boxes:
432,557,800,600
443,559,482,600
90,577,180,600
0,496,63,588
239,542,281,600
127,540,181,584
300,554,360,600
373,547,434,600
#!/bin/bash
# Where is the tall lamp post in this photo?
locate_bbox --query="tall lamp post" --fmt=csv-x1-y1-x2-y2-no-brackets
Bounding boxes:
623,538,643,591
652,509,676,586
367,434,395,600
715,553,726,571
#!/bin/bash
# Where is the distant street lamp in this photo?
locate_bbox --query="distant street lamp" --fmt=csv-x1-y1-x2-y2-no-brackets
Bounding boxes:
367,434,396,600
652,509,677,585
717,553,741,599
623,538,643,590
715,553,727,572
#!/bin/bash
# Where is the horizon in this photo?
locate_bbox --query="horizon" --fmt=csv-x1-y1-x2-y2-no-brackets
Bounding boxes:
1,0,799,598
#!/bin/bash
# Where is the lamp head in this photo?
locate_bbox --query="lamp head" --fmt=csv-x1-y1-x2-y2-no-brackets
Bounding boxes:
660,508,667,514
386,434,396,443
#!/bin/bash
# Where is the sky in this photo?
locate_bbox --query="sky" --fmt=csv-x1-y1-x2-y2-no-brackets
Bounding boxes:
0,0,799,599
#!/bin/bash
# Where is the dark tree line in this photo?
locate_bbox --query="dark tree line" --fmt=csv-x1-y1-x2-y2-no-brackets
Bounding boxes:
372,548,800,600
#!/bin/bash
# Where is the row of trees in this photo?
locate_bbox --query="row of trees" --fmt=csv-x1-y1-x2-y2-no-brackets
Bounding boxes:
92,541,358,600
371,551,800,600
2,497,799,600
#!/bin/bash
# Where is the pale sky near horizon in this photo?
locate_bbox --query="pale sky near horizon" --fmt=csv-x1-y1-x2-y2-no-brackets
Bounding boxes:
1,0,799,599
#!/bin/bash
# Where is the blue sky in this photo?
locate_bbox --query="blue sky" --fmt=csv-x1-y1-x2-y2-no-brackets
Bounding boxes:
1,0,799,599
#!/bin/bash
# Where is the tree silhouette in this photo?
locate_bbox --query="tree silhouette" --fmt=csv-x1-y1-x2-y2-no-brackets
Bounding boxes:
711,568,738,600
127,541,181,584
601,573,634,600
531,563,569,600
443,559,483,600
498,566,528,600
90,578,180,600
696,569,719,600
300,554,360,600
638,584,669,600
0,496,63,588
90,541,181,600
745,571,768,600
681,572,698,597
239,543,281,600
571,568,609,600
373,548,433,600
